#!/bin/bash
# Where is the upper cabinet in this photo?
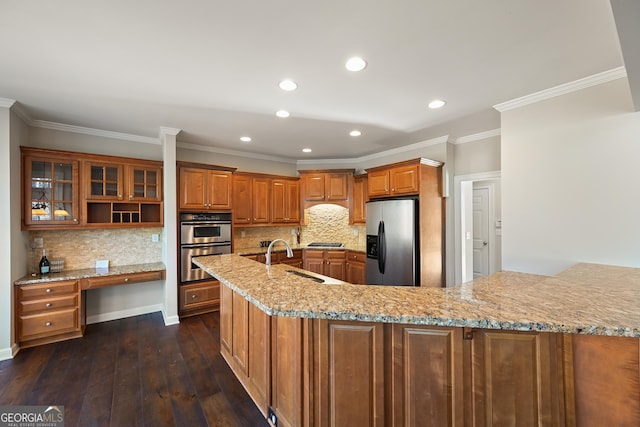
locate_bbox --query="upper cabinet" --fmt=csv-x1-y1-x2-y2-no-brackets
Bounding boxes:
23,149,80,228
178,162,236,211
299,169,353,209
232,173,271,225
22,147,164,230
271,178,300,224
366,159,442,199
350,174,368,224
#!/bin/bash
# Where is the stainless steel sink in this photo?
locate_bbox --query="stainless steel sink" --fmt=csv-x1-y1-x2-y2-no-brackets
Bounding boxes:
285,270,325,283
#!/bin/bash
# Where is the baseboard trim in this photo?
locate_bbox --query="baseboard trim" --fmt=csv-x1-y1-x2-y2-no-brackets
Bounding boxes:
0,343,19,361
162,310,180,326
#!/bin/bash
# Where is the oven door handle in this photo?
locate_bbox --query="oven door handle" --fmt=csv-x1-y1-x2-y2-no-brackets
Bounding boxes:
181,242,231,249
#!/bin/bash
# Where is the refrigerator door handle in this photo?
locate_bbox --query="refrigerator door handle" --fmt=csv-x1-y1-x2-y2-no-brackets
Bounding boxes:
378,221,386,274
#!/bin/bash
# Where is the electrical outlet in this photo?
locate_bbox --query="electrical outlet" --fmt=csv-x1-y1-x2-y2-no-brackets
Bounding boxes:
267,408,278,426
33,237,43,248
152,233,159,242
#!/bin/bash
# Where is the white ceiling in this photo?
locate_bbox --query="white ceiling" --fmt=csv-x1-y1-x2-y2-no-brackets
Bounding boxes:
0,0,627,160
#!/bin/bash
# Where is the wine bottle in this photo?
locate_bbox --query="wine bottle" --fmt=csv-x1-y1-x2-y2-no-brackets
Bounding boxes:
39,249,50,275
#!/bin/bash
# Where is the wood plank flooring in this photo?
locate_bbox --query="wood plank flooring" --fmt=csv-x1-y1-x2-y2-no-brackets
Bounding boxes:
0,312,269,427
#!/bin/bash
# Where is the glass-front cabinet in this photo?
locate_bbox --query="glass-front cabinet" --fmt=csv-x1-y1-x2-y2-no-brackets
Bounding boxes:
127,166,161,201
86,162,123,200
24,153,79,227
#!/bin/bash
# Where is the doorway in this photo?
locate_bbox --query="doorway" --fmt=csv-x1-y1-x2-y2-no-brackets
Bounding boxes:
454,172,501,284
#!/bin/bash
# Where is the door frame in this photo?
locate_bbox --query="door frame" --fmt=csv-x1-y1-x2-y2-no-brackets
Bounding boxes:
453,171,501,285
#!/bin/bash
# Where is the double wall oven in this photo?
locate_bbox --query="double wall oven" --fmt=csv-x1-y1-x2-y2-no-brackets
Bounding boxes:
180,212,232,283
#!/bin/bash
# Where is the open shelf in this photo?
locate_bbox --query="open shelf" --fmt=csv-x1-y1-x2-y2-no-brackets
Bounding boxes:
86,202,162,225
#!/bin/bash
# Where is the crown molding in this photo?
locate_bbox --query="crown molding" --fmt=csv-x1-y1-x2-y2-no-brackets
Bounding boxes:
454,128,501,145
297,135,450,166
177,141,297,164
0,97,16,108
31,120,161,145
159,127,181,137
494,67,627,112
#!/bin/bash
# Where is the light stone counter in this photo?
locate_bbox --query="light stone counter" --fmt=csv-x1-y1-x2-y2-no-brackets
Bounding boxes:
194,254,640,337
234,244,366,256
14,262,166,285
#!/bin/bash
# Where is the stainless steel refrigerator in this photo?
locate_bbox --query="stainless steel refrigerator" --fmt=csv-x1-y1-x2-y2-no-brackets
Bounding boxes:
366,198,419,286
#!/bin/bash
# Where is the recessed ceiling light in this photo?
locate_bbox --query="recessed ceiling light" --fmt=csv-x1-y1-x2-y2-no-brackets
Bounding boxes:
276,110,291,118
349,130,362,137
345,56,367,72
428,99,447,109
279,79,298,91
240,136,252,142
302,148,312,153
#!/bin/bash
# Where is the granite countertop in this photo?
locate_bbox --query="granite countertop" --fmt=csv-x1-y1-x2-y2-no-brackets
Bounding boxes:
194,254,640,337
234,244,366,256
15,262,166,285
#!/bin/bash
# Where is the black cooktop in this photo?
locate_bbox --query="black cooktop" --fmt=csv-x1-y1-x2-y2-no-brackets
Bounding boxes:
307,242,344,248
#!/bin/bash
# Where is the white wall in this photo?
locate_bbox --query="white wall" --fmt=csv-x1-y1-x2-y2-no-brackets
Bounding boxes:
178,146,298,176
502,77,640,275
454,136,501,176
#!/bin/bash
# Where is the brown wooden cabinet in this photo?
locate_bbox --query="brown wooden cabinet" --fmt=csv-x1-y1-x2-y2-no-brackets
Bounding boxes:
22,148,80,228
272,178,301,224
178,163,235,210
242,250,302,268
350,174,368,224
299,170,353,210
367,162,421,198
179,280,221,317
313,319,385,427
346,250,366,284
303,249,346,281
15,279,85,348
233,173,270,225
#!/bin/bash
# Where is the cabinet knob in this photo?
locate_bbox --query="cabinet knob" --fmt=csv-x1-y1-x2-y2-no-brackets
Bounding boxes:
45,322,52,327
191,294,197,299
73,218,78,222
45,303,52,308
118,194,123,199
46,288,52,293
124,277,129,282
129,195,133,200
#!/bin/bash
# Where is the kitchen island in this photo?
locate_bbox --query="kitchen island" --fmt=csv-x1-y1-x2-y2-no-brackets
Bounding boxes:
194,254,640,426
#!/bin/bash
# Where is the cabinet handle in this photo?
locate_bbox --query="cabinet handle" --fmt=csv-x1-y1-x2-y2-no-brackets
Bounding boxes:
191,294,197,299
124,278,129,282
118,194,123,199
46,288,52,293
45,303,52,308
45,322,52,327
73,218,78,222
129,195,133,200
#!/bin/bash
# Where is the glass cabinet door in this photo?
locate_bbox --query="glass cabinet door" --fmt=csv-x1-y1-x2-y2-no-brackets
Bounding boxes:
85,162,124,200
127,165,162,201
26,156,79,225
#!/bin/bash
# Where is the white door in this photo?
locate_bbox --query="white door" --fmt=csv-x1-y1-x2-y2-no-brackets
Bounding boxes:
472,187,490,278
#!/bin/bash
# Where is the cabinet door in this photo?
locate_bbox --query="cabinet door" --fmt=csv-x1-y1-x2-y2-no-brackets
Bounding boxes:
85,161,124,200
232,291,250,377
303,173,326,201
326,173,348,201
351,175,367,224
273,179,301,224
390,324,464,427
346,252,366,284
314,320,385,427
285,180,300,223
179,167,208,210
248,303,271,414
24,155,80,226
367,170,390,198
233,175,253,224
390,165,419,195
325,250,346,280
127,165,161,201
303,250,325,275
207,170,232,209
220,284,233,356
468,329,565,427
252,177,271,224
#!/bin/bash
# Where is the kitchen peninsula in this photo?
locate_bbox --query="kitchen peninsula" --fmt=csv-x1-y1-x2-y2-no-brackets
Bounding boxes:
194,254,640,426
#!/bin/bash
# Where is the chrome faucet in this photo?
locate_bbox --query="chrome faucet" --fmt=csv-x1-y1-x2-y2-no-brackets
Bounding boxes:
265,239,294,266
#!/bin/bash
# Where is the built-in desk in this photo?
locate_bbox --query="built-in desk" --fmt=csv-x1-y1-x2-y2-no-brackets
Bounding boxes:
14,263,165,349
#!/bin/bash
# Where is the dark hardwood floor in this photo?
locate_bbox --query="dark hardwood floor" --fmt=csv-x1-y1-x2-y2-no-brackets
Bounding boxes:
0,312,269,427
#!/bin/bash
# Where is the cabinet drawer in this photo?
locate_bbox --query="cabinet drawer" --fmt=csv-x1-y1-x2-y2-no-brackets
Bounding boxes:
17,280,80,300
19,308,79,340
347,251,366,263
83,270,164,289
181,282,221,310
19,294,79,314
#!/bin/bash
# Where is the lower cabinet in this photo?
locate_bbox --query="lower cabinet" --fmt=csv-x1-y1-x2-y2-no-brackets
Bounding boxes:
303,249,346,281
241,249,302,268
179,280,221,317
345,250,366,284
221,288,576,427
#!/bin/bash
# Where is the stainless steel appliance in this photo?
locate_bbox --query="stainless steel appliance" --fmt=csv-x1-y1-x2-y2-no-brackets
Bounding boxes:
180,212,232,283
366,198,419,286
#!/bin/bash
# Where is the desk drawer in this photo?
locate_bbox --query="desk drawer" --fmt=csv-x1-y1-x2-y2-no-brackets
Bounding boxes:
17,280,80,300
19,294,79,314
83,270,164,289
180,281,220,311
19,307,80,340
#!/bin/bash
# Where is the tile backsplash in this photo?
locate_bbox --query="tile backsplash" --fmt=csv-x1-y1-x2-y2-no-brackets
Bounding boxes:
233,204,366,249
29,228,163,273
